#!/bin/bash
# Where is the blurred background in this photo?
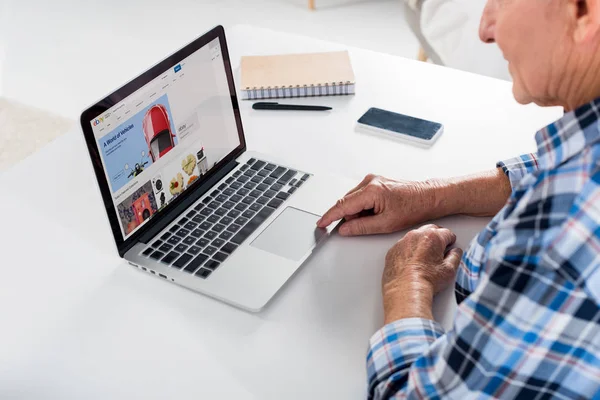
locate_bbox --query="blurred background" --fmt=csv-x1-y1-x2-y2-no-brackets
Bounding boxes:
0,0,508,171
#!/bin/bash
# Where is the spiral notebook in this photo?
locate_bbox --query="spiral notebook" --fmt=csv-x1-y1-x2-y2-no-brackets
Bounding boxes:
240,51,356,100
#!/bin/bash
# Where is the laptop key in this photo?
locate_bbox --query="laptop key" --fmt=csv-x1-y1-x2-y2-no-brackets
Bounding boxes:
161,232,172,240
174,253,193,269
192,215,205,224
249,203,262,212
212,224,226,233
225,177,234,185
200,208,213,216
237,176,250,183
213,252,228,262
231,207,275,245
159,243,173,252
249,190,262,198
244,170,256,177
288,187,297,194
204,260,220,270
211,190,220,197
169,225,180,233
230,194,243,203
197,238,210,247
196,268,212,279
235,203,248,211
220,216,233,225
183,254,209,274
264,190,277,198
240,164,249,171
233,170,241,177
214,208,227,216
289,179,297,187
200,222,212,230
204,231,217,240
235,217,249,225
188,245,202,255
223,201,235,209
191,229,205,238
212,238,226,248
216,194,228,202
242,210,255,219
175,244,188,253
184,222,198,230
179,217,189,225
176,228,190,237
142,248,153,256
186,210,197,218
257,196,269,205
257,183,269,191
223,187,235,196
270,166,286,178
251,176,262,184
247,158,256,165
219,231,234,240
202,197,212,204
183,236,196,246
194,203,204,211
278,169,297,184
264,163,276,171
296,180,304,187
243,182,256,190
203,246,217,256
276,192,291,201
257,169,269,177
167,236,182,245
263,177,275,185
152,239,163,248
231,181,242,189
268,198,284,209
236,188,250,196
271,183,283,192
208,215,220,223
209,201,221,209
227,209,241,218
242,197,254,204
251,160,266,170
227,224,241,233
218,183,227,191
221,242,238,254
150,251,165,260
301,174,310,181
161,251,179,265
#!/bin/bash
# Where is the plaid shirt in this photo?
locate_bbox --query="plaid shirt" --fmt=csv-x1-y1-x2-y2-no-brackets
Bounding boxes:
367,98,600,399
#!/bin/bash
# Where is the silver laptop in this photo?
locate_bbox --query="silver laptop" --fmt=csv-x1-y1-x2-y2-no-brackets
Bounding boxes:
80,26,349,311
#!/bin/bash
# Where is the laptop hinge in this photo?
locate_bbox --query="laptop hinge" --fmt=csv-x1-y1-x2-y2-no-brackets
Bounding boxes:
123,159,239,255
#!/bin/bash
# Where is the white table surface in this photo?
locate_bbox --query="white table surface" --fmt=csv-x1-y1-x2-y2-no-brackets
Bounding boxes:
0,25,562,399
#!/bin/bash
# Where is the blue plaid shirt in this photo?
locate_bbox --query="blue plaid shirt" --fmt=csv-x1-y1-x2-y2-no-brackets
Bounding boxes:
367,98,600,399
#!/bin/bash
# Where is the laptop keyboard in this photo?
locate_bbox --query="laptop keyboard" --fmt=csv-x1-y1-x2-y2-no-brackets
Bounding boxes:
140,158,310,279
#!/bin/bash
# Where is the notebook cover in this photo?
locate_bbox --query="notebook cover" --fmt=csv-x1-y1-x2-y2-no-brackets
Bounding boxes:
240,51,355,89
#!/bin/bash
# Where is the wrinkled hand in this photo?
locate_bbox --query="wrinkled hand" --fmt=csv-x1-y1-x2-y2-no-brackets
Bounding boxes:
316,174,439,236
384,224,463,295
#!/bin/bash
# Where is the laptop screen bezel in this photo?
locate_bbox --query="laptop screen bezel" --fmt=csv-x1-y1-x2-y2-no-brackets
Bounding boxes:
80,25,246,256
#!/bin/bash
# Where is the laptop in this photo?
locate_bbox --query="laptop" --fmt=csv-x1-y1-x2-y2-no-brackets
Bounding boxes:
80,25,350,311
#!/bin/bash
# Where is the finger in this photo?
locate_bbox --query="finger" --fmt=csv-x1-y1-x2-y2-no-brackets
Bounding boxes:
338,213,388,236
317,189,375,228
344,174,376,196
434,228,457,248
444,248,463,269
417,223,440,231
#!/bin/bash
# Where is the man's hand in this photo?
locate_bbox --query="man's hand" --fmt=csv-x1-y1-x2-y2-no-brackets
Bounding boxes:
382,224,463,324
316,174,443,236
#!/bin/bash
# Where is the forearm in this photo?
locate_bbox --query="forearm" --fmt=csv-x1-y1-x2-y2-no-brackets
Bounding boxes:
383,279,435,324
426,167,512,219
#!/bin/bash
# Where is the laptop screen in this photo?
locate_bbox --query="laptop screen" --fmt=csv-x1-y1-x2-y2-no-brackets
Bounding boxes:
89,37,240,239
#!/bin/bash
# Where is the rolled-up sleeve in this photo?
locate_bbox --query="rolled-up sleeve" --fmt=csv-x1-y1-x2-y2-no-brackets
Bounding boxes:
367,318,445,400
496,153,538,190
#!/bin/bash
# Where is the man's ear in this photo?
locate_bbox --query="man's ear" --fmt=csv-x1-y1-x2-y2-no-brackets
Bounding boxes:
573,0,600,43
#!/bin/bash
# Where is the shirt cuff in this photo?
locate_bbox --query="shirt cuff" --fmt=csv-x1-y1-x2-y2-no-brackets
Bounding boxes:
496,153,539,190
367,318,445,399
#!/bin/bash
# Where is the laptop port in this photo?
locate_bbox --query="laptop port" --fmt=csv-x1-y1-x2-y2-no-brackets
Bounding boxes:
159,274,167,279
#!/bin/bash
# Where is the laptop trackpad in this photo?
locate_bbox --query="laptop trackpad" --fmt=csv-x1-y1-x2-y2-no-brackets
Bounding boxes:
251,207,326,261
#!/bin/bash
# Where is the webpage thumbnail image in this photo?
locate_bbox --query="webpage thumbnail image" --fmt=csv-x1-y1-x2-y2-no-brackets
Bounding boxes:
99,94,178,193
117,181,158,235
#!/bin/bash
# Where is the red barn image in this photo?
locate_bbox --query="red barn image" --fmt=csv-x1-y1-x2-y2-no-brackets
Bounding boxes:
142,104,176,161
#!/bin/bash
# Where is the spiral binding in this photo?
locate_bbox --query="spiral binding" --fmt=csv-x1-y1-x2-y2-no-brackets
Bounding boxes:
241,82,355,100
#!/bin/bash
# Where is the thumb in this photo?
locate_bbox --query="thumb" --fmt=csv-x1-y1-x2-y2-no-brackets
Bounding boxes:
339,214,387,236
444,248,463,269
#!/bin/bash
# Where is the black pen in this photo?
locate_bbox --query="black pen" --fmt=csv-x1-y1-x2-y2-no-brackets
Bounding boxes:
252,102,332,111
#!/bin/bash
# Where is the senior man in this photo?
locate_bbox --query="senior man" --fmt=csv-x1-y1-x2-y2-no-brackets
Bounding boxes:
318,0,600,398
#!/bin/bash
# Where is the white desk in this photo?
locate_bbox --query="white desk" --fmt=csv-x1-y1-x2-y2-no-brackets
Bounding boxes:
0,26,561,399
